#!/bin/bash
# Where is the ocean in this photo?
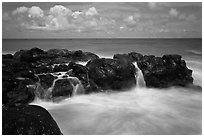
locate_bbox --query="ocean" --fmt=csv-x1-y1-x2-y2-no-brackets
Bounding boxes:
3,38,202,134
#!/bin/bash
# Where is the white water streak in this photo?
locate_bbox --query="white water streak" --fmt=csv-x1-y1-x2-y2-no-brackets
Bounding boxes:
133,62,146,88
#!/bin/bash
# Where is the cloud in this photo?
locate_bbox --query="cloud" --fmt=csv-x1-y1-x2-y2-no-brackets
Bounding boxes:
169,8,179,17
9,3,200,37
148,2,157,9
11,5,114,33
12,6,28,15
124,16,136,25
49,5,72,17
72,11,83,18
85,7,98,16
28,6,44,18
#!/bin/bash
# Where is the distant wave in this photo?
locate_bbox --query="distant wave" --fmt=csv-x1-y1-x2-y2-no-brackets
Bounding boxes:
186,50,202,56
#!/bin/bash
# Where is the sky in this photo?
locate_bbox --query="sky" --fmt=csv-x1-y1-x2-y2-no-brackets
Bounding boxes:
2,2,202,38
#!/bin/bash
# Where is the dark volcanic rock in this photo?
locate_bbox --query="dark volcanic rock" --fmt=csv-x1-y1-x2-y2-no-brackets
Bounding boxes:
67,62,98,94
137,54,193,88
53,64,69,72
67,62,89,83
113,54,133,63
47,49,70,57
3,80,35,107
128,52,143,62
52,79,73,99
113,52,143,63
3,54,13,59
38,74,56,89
13,47,46,63
71,50,99,62
86,58,136,90
46,49,99,63
34,65,53,74
2,105,62,135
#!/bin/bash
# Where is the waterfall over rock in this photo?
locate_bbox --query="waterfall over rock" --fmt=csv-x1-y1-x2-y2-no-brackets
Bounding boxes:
33,72,85,102
133,62,146,88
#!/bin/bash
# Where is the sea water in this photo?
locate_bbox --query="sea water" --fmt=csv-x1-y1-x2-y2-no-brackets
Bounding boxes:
3,38,202,134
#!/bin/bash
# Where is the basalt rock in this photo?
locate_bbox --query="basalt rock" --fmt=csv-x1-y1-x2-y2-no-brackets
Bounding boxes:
67,62,89,83
46,49,99,63
34,65,53,74
13,47,46,63
86,58,136,90
38,74,57,89
137,54,193,88
70,50,99,62
2,59,37,106
2,80,35,107
113,52,143,63
2,105,62,135
47,49,70,57
53,64,69,72
52,79,73,99
128,52,143,62
3,54,13,59
67,62,99,94
113,54,133,63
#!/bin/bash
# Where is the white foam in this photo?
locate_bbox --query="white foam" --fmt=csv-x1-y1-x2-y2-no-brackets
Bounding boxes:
32,87,201,135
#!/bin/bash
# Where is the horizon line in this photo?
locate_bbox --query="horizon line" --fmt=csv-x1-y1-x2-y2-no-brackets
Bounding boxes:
2,37,202,40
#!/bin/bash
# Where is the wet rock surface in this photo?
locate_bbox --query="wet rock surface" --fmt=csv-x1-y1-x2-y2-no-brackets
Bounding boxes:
38,74,57,89
2,105,62,135
113,53,193,88
86,58,136,90
137,54,193,88
52,79,73,99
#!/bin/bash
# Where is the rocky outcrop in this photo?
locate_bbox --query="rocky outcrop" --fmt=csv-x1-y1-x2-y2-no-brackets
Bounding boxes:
113,52,143,62
38,74,57,89
137,54,193,88
2,47,196,134
86,58,136,90
13,47,46,63
52,79,73,99
2,105,62,135
113,52,193,88
46,49,99,64
3,47,195,104
3,79,35,107
34,65,53,74
3,54,13,59
67,62,99,94
53,64,69,72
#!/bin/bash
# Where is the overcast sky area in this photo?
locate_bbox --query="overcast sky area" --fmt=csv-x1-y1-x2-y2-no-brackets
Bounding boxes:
2,2,202,39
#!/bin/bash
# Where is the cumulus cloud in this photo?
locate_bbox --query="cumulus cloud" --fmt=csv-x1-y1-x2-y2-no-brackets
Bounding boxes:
49,5,72,17
124,16,136,25
169,8,179,17
28,6,44,18
12,6,28,15
72,11,83,18
85,7,98,16
11,5,114,33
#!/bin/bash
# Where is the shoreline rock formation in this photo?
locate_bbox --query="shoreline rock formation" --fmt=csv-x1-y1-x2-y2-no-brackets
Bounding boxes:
2,47,196,135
